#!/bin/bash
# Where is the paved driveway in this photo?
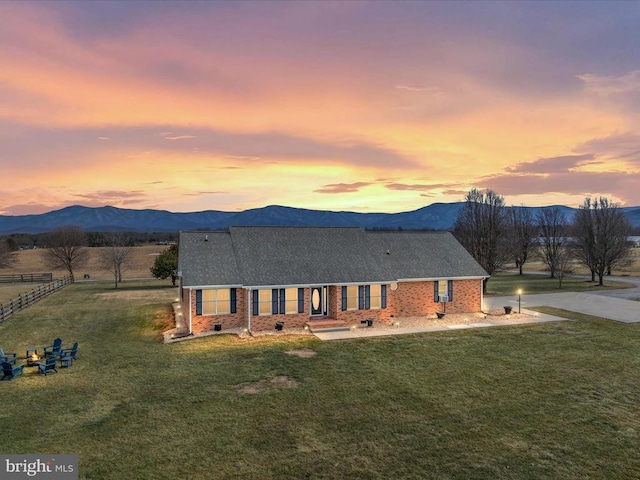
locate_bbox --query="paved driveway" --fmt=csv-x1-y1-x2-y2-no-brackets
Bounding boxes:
485,275,640,324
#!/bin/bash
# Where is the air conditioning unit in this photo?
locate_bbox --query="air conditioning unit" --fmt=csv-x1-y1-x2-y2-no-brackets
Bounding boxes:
438,295,449,303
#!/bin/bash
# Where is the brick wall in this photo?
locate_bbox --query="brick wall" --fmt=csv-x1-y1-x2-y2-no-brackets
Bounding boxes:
182,279,482,334
249,288,311,331
187,288,246,334
333,286,393,325
387,279,481,318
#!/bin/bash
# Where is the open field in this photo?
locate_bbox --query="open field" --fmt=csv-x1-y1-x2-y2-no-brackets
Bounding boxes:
0,283,45,305
516,248,640,278
2,280,640,479
2,245,167,280
486,272,636,297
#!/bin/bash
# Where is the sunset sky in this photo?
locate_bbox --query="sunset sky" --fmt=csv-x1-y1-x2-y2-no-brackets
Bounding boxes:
1,0,640,216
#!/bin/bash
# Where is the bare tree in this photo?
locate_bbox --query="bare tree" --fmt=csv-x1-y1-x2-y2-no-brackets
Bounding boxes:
573,197,632,286
506,206,537,275
99,232,134,288
555,243,575,289
453,188,509,292
537,207,568,279
572,199,597,281
42,225,89,277
0,237,16,269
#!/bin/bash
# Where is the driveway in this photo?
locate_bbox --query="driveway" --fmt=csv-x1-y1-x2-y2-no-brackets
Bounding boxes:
485,274,640,324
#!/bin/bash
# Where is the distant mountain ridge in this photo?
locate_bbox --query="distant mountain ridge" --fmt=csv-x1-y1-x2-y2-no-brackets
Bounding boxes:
0,203,639,234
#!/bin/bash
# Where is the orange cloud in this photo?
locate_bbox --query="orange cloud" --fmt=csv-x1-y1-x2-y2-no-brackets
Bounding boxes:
1,1,640,214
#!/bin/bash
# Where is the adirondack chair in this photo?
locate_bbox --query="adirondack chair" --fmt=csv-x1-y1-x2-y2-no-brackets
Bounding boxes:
43,338,62,358
36,356,58,376
58,342,78,367
0,348,17,365
58,342,78,360
1,361,25,381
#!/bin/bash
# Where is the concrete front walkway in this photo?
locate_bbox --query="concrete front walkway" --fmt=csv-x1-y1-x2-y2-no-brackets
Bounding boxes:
314,277,640,340
313,309,566,341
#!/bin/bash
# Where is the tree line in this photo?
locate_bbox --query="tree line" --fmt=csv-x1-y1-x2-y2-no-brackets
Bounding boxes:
452,189,635,291
3,231,178,250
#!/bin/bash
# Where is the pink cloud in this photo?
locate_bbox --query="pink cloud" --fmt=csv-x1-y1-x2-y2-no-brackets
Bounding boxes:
506,154,596,174
314,182,371,194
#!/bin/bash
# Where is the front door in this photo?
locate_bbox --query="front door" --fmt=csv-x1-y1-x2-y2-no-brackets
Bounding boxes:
310,286,328,316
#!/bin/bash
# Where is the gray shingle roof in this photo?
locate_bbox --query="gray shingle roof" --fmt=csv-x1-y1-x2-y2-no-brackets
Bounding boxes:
179,227,487,288
178,231,243,287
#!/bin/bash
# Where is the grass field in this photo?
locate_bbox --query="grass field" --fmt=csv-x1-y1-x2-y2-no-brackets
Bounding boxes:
2,280,640,479
0,245,166,304
3,245,166,280
486,272,636,296
517,248,640,277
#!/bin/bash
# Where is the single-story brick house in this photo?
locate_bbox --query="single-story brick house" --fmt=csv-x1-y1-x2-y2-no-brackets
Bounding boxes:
177,226,488,334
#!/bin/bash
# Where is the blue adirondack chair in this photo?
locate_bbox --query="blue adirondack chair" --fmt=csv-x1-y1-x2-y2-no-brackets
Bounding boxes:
37,356,58,376
0,348,17,365
58,342,78,367
58,342,78,360
1,361,25,381
43,338,62,358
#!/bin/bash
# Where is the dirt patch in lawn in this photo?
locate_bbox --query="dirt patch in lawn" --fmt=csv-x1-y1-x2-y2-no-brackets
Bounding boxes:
237,376,299,394
285,349,317,358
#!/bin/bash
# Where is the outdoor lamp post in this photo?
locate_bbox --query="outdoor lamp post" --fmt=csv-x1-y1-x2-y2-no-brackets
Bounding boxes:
517,289,522,314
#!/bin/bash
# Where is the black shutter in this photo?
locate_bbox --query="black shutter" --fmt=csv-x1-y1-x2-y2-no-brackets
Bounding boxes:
341,286,347,311
280,289,285,314
196,290,202,315
434,281,439,302
358,286,364,310
252,290,258,316
365,285,371,309
230,288,237,314
448,280,453,301
298,288,304,313
381,285,387,309
272,289,278,314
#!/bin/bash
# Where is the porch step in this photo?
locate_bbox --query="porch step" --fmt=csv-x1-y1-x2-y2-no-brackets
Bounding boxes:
306,319,350,333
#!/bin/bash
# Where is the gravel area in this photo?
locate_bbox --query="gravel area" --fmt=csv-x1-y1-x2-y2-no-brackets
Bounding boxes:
377,310,532,329
166,309,535,343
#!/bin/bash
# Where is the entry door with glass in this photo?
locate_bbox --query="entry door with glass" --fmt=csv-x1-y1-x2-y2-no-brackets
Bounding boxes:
310,286,328,316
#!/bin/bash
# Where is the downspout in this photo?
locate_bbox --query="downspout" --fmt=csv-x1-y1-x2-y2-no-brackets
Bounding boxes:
246,287,252,334
188,287,193,334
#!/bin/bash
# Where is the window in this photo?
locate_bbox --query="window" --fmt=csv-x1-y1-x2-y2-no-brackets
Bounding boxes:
285,288,298,314
258,289,271,315
345,285,358,310
200,288,232,315
342,284,386,310
434,280,453,302
369,284,381,309
253,288,304,316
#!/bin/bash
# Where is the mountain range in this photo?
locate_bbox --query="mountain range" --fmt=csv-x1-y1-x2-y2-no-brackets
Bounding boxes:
0,203,639,235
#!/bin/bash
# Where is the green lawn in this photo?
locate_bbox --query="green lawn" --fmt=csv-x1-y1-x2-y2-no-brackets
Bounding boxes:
2,281,640,479
486,272,636,296
0,283,46,305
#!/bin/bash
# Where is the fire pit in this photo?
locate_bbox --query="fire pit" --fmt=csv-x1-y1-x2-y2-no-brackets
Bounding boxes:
26,348,40,367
